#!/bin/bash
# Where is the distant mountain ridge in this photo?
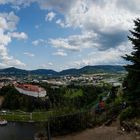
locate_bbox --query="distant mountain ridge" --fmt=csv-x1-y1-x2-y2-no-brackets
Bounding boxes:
60,65,125,75
0,65,125,76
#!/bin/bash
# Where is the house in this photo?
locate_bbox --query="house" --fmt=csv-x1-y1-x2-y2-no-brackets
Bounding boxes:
15,84,46,97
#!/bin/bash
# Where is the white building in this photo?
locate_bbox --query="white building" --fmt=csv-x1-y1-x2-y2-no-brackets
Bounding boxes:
15,84,46,98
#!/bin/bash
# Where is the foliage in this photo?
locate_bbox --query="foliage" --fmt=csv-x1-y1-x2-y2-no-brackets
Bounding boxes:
0,82,110,117
0,85,49,111
40,83,105,110
64,89,83,99
105,91,123,120
120,106,139,122
123,18,140,106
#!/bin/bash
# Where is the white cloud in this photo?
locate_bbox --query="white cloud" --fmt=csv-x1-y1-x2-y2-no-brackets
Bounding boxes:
0,44,26,67
0,12,26,68
2,56,26,67
0,44,7,58
72,42,133,68
44,0,138,34
0,17,7,29
40,62,54,68
0,0,35,9
58,0,138,33
45,12,56,22
56,19,65,27
24,52,35,57
0,0,139,69
9,32,28,40
32,39,47,46
53,49,67,56
0,32,11,46
0,44,26,68
0,11,19,31
49,38,80,51
48,62,53,66
49,31,99,51
1,1,139,33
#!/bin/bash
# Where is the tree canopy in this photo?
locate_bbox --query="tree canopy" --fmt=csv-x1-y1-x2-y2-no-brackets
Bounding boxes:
123,18,140,106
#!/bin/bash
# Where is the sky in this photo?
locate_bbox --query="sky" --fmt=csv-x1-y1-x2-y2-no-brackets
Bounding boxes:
0,0,140,71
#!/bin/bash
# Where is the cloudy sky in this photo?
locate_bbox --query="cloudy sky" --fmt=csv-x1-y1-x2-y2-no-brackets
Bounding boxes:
0,0,139,71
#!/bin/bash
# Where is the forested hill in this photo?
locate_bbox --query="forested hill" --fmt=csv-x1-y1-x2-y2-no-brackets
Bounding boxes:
0,65,125,76
59,65,125,75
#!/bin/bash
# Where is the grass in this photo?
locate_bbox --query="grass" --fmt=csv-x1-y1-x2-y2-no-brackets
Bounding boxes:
0,111,49,122
64,89,83,99
0,109,78,122
0,113,30,121
32,112,49,121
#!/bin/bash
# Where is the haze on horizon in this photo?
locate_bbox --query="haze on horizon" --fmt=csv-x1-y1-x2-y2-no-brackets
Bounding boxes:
0,0,140,71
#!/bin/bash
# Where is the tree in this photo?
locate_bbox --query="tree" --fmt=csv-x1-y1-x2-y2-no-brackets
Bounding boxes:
123,18,140,106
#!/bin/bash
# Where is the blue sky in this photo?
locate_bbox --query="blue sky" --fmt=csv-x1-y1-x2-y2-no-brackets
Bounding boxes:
0,0,139,71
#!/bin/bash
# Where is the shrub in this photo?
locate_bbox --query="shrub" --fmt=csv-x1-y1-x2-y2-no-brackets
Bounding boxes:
120,106,139,122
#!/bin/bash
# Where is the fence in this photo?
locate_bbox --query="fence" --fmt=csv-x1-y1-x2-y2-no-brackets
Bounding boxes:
45,110,109,140
45,103,123,140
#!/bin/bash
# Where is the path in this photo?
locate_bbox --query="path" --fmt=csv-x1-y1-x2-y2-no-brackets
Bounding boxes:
52,125,138,140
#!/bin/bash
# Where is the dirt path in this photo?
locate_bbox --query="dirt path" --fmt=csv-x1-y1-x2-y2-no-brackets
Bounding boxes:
52,125,138,140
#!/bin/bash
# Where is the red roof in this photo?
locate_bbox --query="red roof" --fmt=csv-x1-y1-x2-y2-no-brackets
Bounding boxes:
16,84,45,92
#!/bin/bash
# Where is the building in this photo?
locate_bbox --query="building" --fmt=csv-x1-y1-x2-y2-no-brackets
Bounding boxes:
15,84,46,97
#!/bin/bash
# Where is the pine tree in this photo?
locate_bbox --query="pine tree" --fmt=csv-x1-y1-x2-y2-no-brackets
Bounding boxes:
123,18,140,106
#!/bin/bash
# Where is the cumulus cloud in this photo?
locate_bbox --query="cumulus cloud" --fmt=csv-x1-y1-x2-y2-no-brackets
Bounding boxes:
0,0,35,9
45,12,56,22
49,31,99,51
0,11,19,31
24,52,35,57
1,1,139,37
45,0,139,52
0,12,26,68
40,62,54,68
9,32,28,40
72,42,133,68
53,0,139,32
49,38,80,51
0,44,26,68
1,0,139,31
0,32,11,46
1,55,26,67
53,49,67,56
56,19,65,27
0,0,139,69
32,39,47,46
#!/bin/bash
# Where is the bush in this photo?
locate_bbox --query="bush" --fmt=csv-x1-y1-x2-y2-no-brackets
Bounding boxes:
105,96,122,119
120,106,139,122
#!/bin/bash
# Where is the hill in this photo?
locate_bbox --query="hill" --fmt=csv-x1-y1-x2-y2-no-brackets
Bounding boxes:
59,65,125,75
0,65,125,76
0,67,28,76
30,69,58,76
